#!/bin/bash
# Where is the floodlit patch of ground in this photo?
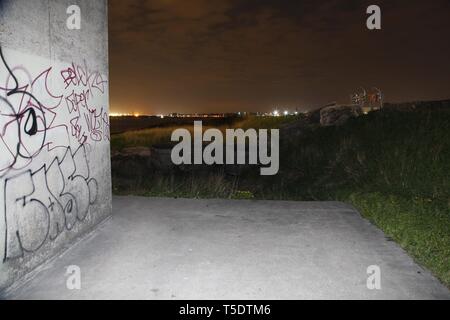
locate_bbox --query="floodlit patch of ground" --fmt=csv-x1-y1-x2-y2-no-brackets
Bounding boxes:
4,197,449,300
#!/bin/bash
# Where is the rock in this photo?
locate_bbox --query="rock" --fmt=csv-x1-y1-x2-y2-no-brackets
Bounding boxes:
320,105,362,126
306,107,325,124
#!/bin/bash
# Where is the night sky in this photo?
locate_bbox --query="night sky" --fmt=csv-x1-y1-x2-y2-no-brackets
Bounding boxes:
109,0,450,115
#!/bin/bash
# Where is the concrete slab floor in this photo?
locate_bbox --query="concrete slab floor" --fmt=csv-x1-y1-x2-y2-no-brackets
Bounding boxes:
3,196,450,300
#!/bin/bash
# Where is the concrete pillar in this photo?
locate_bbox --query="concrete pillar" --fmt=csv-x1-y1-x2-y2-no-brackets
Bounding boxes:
0,0,111,291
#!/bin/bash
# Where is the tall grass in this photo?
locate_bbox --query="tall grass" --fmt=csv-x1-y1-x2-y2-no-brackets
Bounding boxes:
111,126,185,151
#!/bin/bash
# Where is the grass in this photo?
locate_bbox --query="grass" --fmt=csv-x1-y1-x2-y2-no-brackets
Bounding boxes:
234,114,302,130
111,125,185,151
111,108,450,287
114,172,237,199
348,193,450,287
111,115,302,152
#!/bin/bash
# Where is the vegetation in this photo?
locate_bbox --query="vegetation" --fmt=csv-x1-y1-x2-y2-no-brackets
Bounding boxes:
110,115,300,152
111,125,191,151
111,108,450,287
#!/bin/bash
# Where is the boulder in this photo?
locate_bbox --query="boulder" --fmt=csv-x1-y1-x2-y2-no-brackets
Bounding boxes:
320,105,363,126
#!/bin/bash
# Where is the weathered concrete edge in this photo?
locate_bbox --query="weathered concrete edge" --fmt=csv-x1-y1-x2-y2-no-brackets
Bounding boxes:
113,195,358,209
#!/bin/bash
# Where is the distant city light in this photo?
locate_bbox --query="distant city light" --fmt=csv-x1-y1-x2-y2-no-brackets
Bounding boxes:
110,110,302,118
110,112,133,117
109,112,143,117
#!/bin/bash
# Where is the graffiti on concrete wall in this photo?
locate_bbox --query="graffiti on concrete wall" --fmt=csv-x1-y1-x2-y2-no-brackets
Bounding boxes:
0,46,108,262
61,61,109,144
3,145,98,260
350,87,383,112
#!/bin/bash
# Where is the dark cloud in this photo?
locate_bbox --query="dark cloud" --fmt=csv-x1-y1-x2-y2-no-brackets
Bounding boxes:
109,0,450,114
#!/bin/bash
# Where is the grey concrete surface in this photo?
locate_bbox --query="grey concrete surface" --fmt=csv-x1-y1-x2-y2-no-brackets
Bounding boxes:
3,196,450,300
0,0,109,73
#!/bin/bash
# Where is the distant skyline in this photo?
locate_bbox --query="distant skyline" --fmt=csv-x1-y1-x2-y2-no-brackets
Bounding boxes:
109,0,450,115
